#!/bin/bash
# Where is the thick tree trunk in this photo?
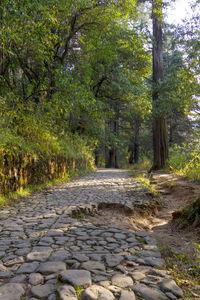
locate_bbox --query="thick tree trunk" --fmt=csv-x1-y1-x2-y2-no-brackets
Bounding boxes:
152,117,168,169
152,0,168,170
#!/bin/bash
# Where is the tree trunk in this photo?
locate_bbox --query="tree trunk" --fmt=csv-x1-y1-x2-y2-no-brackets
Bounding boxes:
129,116,141,164
94,149,99,167
105,118,119,168
152,117,168,169
152,0,168,170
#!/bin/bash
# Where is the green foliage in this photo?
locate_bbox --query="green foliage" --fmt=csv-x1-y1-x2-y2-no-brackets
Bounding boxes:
194,243,200,265
175,197,200,228
168,139,200,182
0,0,199,188
0,167,91,207
128,156,152,171
75,285,84,298
136,176,160,196
0,109,95,199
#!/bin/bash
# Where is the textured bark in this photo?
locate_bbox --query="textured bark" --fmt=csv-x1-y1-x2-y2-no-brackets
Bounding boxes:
152,0,168,170
152,117,168,169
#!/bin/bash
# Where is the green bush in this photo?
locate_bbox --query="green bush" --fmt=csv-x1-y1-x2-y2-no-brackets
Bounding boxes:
0,114,95,199
168,142,200,182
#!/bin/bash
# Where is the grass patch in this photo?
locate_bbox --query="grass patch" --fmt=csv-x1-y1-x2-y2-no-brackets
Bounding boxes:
159,244,200,298
133,157,152,171
174,197,200,228
136,176,160,197
71,210,86,219
0,195,9,207
126,157,152,177
162,180,177,189
168,145,200,183
75,285,84,299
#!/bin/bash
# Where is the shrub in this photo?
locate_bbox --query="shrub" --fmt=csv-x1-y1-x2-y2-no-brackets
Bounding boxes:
0,115,95,198
168,142,200,182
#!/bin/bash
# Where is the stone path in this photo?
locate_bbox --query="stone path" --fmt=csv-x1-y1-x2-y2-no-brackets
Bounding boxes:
0,169,183,299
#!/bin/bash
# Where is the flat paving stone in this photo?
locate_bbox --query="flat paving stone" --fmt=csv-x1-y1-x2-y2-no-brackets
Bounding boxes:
73,254,89,262
49,250,70,261
57,285,78,300
104,254,123,267
9,274,27,283
27,248,52,262
131,271,146,281
16,262,39,274
120,290,136,300
143,257,165,268
159,279,183,298
81,261,106,272
60,270,92,288
37,261,66,274
0,169,183,299
81,285,115,300
111,274,134,288
0,283,25,300
133,283,168,300
29,273,44,285
31,284,55,298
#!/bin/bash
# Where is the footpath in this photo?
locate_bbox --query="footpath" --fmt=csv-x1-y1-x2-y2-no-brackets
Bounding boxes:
0,169,183,300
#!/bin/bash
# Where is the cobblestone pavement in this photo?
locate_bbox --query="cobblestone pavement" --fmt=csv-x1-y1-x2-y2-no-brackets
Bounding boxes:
0,169,183,299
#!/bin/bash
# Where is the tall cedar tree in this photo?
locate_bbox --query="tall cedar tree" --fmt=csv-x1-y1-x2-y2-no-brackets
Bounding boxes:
152,0,168,169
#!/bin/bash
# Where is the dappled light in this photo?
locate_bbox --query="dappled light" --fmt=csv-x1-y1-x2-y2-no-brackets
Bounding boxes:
0,169,186,299
0,0,199,298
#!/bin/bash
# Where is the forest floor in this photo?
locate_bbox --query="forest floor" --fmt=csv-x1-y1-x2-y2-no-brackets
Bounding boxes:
0,168,199,299
89,171,200,299
148,172,200,257
149,172,200,298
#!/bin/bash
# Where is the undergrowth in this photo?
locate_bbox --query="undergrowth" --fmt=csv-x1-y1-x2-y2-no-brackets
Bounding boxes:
136,176,160,197
128,164,159,197
168,143,200,182
0,114,95,205
159,244,200,298
127,156,152,173
0,168,92,207
174,197,200,228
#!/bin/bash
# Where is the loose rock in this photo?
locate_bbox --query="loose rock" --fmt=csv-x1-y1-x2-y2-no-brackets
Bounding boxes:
159,279,183,298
